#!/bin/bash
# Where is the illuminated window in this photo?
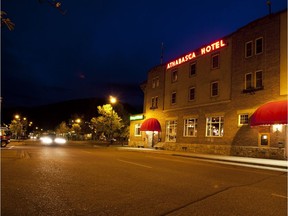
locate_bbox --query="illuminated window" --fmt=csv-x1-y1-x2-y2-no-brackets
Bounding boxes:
245,73,253,89
238,114,249,126
258,133,270,146
151,96,158,109
183,118,197,137
134,124,141,136
152,77,159,88
211,53,219,69
189,87,195,101
255,71,263,89
172,70,178,82
255,37,263,54
245,41,253,58
171,92,176,104
190,62,196,76
211,81,218,97
166,120,177,142
206,116,224,137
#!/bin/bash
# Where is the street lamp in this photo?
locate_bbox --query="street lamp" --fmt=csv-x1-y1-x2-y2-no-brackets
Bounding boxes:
109,96,117,146
109,96,117,104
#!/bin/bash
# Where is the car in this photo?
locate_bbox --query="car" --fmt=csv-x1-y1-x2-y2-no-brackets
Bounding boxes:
0,127,11,147
40,134,67,145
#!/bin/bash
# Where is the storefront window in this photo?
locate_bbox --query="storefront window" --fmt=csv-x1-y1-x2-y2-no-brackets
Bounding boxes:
183,118,197,137
206,116,224,137
166,120,177,142
134,124,141,136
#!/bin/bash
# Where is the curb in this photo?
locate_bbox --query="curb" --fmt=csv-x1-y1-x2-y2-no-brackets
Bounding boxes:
172,154,288,170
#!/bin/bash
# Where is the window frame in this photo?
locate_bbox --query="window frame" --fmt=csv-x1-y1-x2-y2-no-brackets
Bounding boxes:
211,53,220,69
171,70,178,83
171,92,176,105
152,77,159,88
245,73,253,90
190,61,197,77
134,123,141,137
238,114,249,126
151,96,159,109
258,133,270,147
205,116,224,137
183,118,197,137
245,41,253,58
189,87,195,101
211,81,219,97
255,70,263,89
255,37,263,55
165,120,177,142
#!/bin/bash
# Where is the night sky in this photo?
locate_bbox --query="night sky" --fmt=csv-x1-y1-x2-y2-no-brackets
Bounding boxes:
2,0,287,108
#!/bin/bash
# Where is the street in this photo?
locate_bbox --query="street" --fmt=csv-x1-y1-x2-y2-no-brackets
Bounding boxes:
1,141,287,216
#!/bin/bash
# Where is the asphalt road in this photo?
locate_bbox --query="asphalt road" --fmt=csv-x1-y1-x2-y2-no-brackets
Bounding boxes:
1,141,287,216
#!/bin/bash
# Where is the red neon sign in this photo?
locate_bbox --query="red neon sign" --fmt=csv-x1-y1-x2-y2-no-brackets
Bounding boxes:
167,39,226,69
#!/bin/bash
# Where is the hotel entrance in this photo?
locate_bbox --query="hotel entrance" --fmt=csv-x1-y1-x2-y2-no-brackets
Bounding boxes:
140,118,162,148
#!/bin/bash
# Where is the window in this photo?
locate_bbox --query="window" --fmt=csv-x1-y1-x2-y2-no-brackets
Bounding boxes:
165,120,177,142
245,73,253,89
211,53,219,69
206,116,224,137
190,62,196,76
244,71,264,92
171,92,176,104
152,77,159,88
151,96,158,109
189,87,195,101
255,71,263,89
245,41,253,58
211,81,218,97
259,133,270,146
238,114,249,126
183,118,197,137
134,124,141,136
172,70,178,82
255,37,263,54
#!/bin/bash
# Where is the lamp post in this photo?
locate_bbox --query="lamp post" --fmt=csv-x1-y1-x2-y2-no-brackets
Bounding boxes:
109,96,117,146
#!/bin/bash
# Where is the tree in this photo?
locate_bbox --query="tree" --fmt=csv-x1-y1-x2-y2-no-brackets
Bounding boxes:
90,104,124,141
1,11,15,31
71,123,81,140
9,120,23,139
55,121,69,136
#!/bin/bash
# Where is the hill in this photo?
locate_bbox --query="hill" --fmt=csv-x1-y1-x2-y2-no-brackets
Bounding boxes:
1,98,143,130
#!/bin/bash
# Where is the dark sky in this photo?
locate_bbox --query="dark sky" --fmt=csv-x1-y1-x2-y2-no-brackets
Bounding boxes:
2,0,287,107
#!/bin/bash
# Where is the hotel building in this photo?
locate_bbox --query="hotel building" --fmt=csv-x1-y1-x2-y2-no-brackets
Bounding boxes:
129,10,287,159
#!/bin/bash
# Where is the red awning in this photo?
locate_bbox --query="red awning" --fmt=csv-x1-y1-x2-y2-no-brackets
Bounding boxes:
250,100,288,126
140,118,161,132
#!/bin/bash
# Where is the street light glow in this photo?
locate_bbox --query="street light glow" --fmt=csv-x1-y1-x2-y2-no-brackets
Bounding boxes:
110,96,117,104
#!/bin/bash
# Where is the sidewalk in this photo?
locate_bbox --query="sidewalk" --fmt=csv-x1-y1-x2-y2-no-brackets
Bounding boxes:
117,146,288,171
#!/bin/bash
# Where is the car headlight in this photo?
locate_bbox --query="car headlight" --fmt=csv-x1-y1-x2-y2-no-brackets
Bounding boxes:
54,137,67,144
40,136,53,144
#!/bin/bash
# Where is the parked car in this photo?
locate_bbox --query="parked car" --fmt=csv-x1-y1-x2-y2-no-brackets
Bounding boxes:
0,127,11,147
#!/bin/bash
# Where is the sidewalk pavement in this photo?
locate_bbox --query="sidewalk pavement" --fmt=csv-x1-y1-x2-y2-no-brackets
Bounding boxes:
117,146,288,171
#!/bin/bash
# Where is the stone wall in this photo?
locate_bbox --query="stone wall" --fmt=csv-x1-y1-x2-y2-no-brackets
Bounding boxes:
159,142,286,160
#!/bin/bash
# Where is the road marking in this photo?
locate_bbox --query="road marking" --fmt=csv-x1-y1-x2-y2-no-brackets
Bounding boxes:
271,193,288,199
7,146,14,149
117,159,152,169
